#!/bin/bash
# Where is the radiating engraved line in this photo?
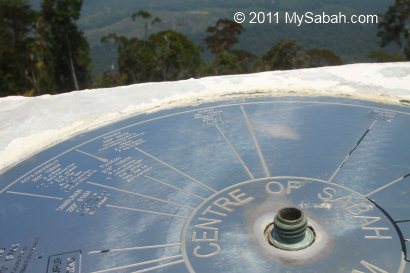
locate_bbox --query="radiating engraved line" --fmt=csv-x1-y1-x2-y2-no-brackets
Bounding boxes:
145,175,206,201
76,149,108,163
134,147,217,193
106,204,188,219
240,105,270,177
365,173,410,197
90,255,182,273
79,252,82,273
215,125,255,179
88,243,181,255
6,191,63,200
86,181,194,209
131,259,184,273
328,119,377,182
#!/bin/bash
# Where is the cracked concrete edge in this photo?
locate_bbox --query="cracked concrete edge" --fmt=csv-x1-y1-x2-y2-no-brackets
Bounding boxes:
0,63,409,173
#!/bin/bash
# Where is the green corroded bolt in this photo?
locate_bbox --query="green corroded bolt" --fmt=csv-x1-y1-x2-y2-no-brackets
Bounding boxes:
269,207,315,251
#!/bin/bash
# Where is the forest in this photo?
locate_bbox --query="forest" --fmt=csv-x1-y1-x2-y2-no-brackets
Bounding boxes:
0,0,409,97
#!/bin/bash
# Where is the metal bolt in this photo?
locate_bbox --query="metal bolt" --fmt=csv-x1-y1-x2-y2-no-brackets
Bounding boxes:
268,207,315,251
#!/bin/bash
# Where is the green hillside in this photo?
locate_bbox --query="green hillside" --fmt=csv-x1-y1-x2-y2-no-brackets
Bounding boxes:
29,0,399,75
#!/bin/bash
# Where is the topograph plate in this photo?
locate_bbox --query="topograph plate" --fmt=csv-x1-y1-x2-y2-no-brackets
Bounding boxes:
0,96,409,273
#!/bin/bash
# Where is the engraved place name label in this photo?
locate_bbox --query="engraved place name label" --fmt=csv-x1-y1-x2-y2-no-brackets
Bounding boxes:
190,181,308,259
318,187,392,240
47,251,81,273
265,180,306,195
98,131,145,152
0,238,39,273
187,179,394,268
20,160,97,192
191,188,254,258
100,157,151,182
56,190,109,216
194,109,224,127
368,109,396,122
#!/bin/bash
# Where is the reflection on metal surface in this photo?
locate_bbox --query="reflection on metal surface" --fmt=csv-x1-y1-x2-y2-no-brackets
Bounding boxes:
0,97,409,273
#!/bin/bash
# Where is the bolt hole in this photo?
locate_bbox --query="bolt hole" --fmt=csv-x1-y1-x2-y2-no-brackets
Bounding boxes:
278,207,302,222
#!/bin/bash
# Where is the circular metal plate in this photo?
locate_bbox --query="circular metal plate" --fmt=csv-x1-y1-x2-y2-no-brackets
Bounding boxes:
0,97,409,273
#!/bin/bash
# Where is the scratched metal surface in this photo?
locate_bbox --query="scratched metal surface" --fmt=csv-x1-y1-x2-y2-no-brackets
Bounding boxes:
0,96,409,273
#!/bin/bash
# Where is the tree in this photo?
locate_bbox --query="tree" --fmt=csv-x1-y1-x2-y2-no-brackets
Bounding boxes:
102,31,201,84
92,70,125,88
306,49,342,67
210,50,243,75
41,0,91,92
203,18,255,75
378,0,410,59
132,10,161,41
0,0,35,96
206,49,257,76
231,49,257,72
100,11,162,84
149,30,201,81
101,34,157,84
29,15,56,95
204,19,243,54
101,11,201,85
260,39,309,71
369,50,406,62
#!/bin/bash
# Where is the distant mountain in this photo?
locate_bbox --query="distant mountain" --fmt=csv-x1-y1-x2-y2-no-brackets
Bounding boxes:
29,0,399,75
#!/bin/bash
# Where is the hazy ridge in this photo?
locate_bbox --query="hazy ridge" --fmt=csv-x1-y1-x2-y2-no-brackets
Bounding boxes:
29,0,398,74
